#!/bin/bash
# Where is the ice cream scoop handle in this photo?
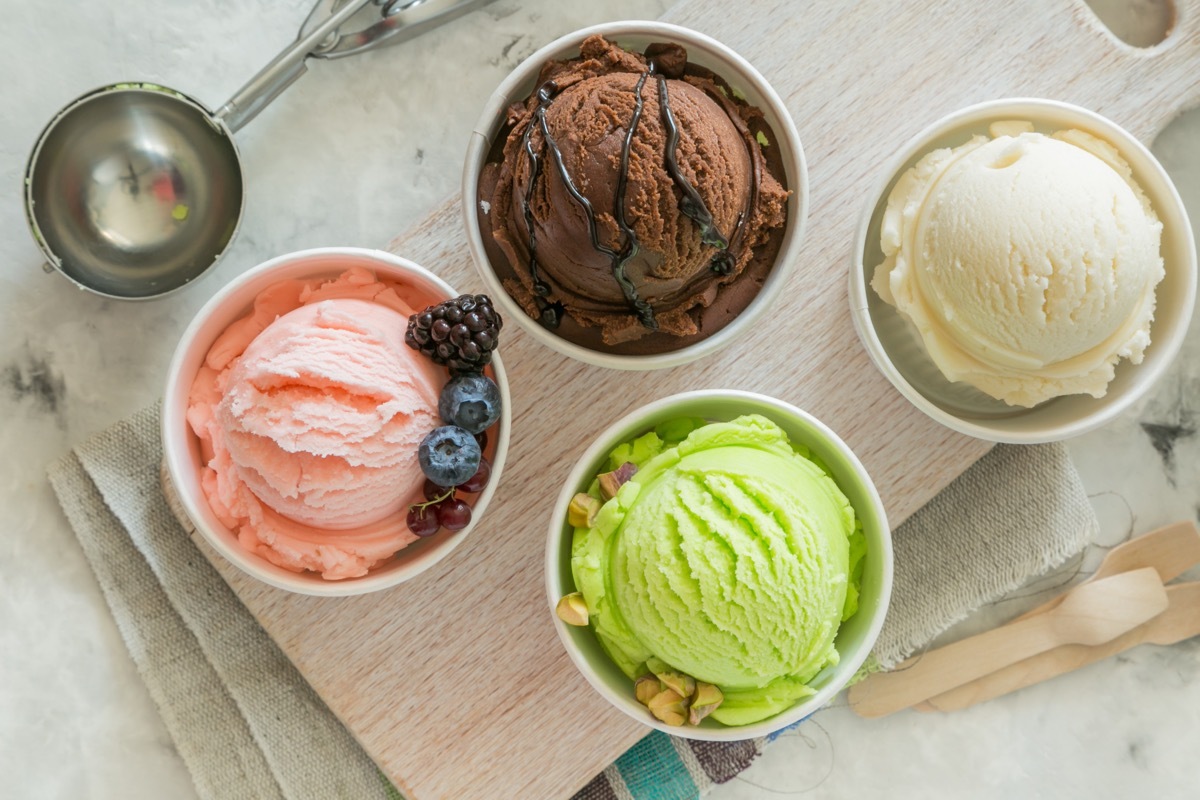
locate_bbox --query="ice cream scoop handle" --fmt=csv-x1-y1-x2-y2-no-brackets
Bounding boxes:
313,0,494,59
215,0,375,133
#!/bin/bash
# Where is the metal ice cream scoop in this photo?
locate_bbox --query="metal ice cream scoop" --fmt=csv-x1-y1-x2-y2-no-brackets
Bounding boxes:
23,0,491,299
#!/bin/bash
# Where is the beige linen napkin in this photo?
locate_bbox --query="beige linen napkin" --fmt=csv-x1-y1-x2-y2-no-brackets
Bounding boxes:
47,403,1096,799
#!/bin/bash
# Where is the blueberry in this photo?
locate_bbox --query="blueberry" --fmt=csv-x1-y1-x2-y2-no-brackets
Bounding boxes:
438,374,501,435
418,426,481,487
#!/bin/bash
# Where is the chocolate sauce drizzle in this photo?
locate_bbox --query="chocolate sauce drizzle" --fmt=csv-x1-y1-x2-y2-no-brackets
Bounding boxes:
611,68,658,329
656,74,730,255
536,104,659,330
709,213,743,275
519,82,565,329
706,81,763,278
518,51,753,331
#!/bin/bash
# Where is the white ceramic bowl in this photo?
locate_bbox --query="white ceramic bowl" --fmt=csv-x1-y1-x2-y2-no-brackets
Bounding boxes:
463,21,808,370
162,247,511,596
850,98,1197,444
545,390,892,740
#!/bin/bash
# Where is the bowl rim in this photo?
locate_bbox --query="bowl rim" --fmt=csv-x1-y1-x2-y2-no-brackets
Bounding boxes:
461,20,809,371
543,389,893,740
161,246,511,596
848,96,1198,444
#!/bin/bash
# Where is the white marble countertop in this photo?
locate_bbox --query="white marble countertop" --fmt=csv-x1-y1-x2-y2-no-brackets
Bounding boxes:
1,1,1197,797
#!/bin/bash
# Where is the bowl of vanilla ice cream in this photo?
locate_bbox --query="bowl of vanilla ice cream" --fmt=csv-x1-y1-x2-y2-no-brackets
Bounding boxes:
850,98,1196,443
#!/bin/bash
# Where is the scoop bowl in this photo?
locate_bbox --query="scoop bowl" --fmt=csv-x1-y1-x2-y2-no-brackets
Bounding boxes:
464,21,808,371
545,390,891,740
162,247,511,596
849,98,1197,443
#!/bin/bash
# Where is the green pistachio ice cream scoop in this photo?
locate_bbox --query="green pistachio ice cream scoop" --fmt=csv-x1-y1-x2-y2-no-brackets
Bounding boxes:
570,414,866,726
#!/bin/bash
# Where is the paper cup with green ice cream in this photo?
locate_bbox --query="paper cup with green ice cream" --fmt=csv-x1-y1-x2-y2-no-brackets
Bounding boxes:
546,391,891,739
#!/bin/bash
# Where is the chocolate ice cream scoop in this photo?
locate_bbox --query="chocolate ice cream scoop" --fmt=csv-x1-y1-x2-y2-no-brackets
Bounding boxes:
479,35,788,352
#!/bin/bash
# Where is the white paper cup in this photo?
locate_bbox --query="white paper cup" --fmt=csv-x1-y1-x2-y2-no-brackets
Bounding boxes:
545,390,891,740
850,98,1197,444
162,247,511,596
463,21,808,370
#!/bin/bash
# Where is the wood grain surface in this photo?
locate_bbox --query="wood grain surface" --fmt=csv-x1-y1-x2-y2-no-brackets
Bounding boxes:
198,1,1200,797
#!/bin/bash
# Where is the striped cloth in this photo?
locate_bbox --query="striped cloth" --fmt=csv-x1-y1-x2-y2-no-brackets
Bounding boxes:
572,733,762,800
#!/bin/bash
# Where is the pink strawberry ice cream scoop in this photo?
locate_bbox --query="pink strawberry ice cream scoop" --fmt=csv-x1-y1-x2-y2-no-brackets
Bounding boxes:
187,267,444,580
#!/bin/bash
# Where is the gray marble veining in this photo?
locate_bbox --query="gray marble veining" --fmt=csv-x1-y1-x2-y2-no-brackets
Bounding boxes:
0,1,1197,798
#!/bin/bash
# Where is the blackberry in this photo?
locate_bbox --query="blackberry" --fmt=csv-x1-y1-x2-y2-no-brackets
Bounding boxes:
405,294,503,373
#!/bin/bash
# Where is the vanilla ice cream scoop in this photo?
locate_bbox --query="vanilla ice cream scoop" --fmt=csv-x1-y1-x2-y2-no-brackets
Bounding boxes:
872,121,1164,407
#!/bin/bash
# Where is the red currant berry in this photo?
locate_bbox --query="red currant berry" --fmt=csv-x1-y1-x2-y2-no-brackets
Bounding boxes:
437,498,472,532
458,458,491,494
423,479,450,501
406,505,441,537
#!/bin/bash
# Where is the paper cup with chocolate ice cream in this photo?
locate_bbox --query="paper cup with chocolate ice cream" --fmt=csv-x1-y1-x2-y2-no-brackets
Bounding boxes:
464,22,807,369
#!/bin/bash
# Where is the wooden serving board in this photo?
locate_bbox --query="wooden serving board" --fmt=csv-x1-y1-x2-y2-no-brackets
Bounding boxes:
197,1,1200,797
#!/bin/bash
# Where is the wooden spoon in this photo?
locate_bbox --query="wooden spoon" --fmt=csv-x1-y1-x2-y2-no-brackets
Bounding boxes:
1012,521,1200,622
849,568,1169,718
912,521,1200,713
920,582,1200,711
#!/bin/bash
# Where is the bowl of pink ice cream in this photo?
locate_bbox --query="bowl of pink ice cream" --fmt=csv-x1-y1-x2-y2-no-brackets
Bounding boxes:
162,247,510,595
